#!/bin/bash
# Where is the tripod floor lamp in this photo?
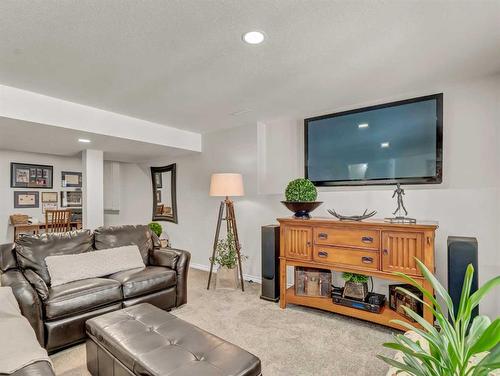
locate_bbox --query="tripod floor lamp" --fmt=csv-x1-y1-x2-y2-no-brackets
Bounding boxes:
207,173,245,291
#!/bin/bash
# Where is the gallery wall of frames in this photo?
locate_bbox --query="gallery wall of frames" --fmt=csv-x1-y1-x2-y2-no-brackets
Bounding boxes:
0,150,83,242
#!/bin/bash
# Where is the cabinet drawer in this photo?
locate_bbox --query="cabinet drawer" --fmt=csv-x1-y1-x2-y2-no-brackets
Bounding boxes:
313,246,380,270
314,227,380,250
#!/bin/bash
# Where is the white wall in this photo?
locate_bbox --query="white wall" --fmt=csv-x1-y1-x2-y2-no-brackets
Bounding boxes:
107,75,500,317
0,150,82,242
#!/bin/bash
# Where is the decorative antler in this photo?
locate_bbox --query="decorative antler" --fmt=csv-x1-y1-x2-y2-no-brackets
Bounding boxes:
327,209,377,221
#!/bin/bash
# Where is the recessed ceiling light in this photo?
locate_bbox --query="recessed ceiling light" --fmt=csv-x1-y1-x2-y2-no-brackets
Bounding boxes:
381,142,390,148
242,31,265,45
78,138,91,143
358,123,369,129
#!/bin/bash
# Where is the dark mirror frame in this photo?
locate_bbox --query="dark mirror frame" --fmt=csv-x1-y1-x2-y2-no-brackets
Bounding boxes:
151,164,178,223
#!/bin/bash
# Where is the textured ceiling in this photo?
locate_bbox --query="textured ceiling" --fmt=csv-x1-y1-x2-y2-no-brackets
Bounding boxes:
1,0,499,133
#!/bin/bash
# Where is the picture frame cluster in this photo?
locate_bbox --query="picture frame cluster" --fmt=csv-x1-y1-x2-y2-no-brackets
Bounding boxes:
11,162,83,212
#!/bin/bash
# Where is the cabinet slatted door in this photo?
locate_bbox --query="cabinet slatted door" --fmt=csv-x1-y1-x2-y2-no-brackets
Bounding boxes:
284,226,312,260
382,232,424,276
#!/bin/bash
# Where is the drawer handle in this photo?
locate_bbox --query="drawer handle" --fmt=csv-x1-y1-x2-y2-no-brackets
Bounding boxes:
361,236,374,243
383,249,388,255
362,256,374,264
318,232,328,240
318,251,328,258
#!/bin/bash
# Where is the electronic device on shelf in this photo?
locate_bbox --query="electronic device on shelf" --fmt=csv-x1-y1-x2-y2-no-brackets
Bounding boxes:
331,285,343,298
332,292,386,314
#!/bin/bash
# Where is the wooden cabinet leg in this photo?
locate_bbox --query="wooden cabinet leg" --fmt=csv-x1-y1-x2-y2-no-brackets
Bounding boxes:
420,279,435,325
279,259,287,309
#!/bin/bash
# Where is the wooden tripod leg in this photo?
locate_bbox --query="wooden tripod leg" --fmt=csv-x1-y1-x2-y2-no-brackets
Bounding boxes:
207,201,224,290
227,201,245,292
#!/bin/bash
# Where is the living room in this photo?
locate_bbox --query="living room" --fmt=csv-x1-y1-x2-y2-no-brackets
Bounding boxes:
1,2,499,376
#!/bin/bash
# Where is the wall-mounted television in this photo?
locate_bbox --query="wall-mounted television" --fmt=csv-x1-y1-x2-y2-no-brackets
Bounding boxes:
305,94,443,186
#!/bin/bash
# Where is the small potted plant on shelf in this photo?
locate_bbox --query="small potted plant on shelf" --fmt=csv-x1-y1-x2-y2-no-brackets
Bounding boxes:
210,231,246,289
281,178,322,218
378,259,500,376
342,272,369,300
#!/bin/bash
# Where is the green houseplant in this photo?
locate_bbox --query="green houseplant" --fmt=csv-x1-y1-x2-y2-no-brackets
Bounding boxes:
378,259,500,376
210,231,246,289
342,272,370,300
148,222,162,238
281,178,322,218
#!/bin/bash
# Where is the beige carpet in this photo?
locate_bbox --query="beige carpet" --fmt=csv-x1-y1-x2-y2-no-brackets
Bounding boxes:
51,268,395,375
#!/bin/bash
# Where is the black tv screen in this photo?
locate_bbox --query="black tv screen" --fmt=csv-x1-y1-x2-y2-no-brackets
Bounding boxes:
305,94,443,186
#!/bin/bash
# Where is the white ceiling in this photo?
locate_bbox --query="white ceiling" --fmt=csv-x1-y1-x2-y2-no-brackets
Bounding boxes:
0,117,192,162
1,1,499,133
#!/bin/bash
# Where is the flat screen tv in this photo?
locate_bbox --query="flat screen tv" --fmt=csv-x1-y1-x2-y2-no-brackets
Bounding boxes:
305,94,443,186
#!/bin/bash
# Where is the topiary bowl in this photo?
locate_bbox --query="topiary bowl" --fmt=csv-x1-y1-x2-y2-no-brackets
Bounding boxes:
281,201,323,218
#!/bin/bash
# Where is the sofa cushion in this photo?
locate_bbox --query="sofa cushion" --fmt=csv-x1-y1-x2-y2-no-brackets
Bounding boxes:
15,230,93,285
94,225,154,265
45,245,144,287
108,266,176,299
45,278,122,320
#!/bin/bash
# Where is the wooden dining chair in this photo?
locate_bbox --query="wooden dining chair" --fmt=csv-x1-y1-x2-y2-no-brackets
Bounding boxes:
45,209,72,233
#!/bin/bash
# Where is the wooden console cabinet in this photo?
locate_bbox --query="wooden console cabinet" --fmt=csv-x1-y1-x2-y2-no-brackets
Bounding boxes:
278,217,438,330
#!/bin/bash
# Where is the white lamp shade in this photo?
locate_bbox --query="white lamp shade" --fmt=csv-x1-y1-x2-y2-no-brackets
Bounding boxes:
209,173,244,197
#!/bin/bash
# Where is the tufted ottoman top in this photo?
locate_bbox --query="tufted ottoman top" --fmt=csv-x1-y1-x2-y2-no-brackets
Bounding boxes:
86,303,261,376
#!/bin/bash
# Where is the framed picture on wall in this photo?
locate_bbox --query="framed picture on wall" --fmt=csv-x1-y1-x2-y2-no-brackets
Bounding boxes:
61,171,82,188
11,163,53,189
41,192,58,203
14,191,39,208
61,191,82,207
42,202,58,213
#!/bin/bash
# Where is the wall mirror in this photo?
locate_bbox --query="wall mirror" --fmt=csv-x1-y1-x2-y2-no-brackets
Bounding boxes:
151,164,178,223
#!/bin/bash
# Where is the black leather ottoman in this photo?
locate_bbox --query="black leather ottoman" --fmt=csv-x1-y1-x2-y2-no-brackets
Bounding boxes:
86,303,262,376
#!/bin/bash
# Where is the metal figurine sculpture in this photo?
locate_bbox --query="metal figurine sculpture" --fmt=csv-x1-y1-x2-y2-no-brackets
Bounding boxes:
392,183,408,217
385,183,416,224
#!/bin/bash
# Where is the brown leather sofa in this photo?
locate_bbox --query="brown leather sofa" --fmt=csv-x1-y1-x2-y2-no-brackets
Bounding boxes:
0,225,190,354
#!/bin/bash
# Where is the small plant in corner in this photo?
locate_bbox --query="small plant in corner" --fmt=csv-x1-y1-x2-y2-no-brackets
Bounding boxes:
148,222,163,238
285,178,318,202
378,259,500,376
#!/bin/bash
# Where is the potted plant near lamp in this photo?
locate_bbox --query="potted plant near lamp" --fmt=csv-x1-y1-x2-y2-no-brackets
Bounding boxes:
211,231,246,289
281,178,322,218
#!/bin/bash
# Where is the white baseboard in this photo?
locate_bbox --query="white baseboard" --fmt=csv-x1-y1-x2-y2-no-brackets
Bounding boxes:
190,263,262,284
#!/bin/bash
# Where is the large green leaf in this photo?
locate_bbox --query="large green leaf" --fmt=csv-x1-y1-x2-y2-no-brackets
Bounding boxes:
456,264,474,322
470,342,500,376
377,355,425,376
415,258,455,319
466,316,491,349
468,318,500,356
469,275,500,311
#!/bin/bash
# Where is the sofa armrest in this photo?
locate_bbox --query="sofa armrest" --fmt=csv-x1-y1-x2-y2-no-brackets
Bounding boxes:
23,269,49,301
151,247,191,307
1,270,45,346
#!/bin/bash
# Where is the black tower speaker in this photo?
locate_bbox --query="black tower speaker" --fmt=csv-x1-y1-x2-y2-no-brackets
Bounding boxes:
447,236,478,320
261,225,280,302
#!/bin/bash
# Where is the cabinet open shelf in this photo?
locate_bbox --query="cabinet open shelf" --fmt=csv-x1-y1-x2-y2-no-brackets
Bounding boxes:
286,286,421,331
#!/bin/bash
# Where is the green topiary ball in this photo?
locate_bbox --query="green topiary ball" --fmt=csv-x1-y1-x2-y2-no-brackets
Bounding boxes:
285,178,317,202
148,222,163,237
